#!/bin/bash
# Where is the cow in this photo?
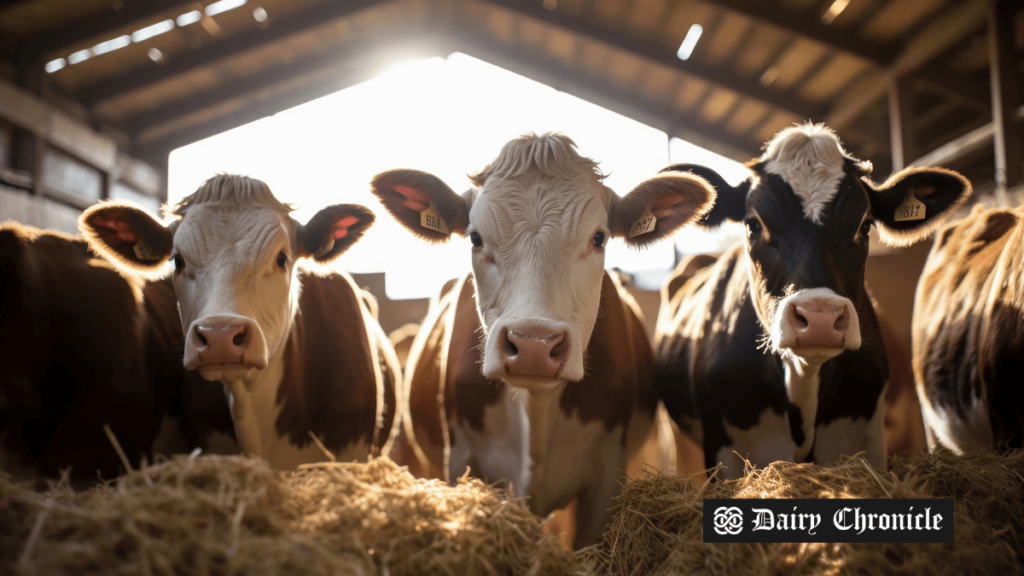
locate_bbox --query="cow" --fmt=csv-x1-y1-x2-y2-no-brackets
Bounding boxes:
78,175,400,470
913,203,1024,453
0,222,235,484
655,122,971,480
370,132,715,547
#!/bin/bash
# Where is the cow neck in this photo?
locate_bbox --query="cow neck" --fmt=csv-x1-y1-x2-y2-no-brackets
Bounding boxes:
223,340,288,460
781,355,821,462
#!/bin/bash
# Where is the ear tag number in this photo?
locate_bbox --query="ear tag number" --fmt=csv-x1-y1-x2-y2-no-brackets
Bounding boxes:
894,191,926,222
629,208,657,237
133,240,161,261
420,202,449,234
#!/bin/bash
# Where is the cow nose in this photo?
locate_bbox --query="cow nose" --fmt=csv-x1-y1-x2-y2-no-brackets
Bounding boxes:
787,298,849,348
191,322,252,364
500,326,568,379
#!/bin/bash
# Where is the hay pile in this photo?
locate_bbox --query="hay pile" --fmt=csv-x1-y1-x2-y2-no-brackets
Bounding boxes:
0,455,581,576
581,449,1024,576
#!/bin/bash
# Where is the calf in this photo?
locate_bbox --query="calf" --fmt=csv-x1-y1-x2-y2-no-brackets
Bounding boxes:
656,123,970,479
79,175,399,469
0,223,234,483
371,132,714,546
913,203,1024,453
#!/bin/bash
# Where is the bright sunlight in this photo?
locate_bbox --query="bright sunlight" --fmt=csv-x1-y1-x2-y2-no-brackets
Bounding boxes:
169,53,749,299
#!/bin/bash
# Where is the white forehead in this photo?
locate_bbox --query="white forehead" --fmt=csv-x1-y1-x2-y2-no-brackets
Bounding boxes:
468,133,612,238
169,175,294,263
760,123,852,225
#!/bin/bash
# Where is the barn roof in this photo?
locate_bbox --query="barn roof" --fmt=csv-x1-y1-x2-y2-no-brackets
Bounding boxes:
0,0,1019,200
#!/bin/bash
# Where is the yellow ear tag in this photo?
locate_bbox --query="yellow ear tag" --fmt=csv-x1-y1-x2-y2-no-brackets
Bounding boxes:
133,240,161,261
420,202,449,234
629,208,657,237
894,191,926,222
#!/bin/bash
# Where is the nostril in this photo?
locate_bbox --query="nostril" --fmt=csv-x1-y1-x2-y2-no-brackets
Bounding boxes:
196,331,208,346
233,326,247,346
502,328,518,358
793,309,808,329
550,334,568,360
834,309,849,332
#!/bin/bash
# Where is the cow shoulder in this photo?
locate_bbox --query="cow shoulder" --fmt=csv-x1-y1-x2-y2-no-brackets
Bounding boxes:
276,269,379,452
559,272,639,430
449,275,503,433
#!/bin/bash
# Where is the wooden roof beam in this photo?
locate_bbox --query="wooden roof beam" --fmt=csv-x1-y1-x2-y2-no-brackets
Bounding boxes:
485,0,827,122
826,0,987,131
703,0,897,66
78,0,386,106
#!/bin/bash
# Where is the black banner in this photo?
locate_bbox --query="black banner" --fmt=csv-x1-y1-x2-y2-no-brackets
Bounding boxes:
703,499,954,543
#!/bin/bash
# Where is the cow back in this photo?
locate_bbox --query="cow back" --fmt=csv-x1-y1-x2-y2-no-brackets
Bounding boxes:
913,204,1024,450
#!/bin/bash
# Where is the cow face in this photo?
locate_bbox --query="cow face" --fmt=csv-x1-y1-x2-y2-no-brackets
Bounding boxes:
371,133,714,390
80,175,374,383
670,123,970,365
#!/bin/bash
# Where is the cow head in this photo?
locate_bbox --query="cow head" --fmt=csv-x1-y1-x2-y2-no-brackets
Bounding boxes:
669,123,970,365
371,133,714,390
80,175,374,383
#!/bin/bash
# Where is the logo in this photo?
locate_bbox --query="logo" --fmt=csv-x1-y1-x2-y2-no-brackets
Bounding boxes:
712,506,744,535
704,499,954,543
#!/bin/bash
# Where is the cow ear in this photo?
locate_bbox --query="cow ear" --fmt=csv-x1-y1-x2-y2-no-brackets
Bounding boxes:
609,171,716,247
867,167,971,248
661,163,750,228
370,169,469,242
79,202,172,274
300,204,375,263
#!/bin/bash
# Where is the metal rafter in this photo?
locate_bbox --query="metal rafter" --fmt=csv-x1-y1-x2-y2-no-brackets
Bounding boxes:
485,0,827,121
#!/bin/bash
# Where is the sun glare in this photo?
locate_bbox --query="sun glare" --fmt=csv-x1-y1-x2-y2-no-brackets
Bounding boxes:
169,53,746,299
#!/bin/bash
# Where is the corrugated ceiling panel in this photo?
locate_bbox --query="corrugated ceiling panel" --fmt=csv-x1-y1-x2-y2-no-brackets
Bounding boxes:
860,0,945,42
725,98,771,134
545,26,579,67
733,23,789,76
637,62,680,102
627,0,670,33
704,12,752,65
754,109,802,142
700,87,739,123
798,52,871,102
769,37,829,91
607,50,646,88
673,77,710,112
665,2,716,48
518,15,550,51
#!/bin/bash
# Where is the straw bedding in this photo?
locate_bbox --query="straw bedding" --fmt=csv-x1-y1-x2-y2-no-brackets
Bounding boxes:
580,449,1024,576
3,449,1022,576
0,455,580,576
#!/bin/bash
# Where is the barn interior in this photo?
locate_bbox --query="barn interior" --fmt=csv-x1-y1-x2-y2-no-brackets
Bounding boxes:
2,0,1024,572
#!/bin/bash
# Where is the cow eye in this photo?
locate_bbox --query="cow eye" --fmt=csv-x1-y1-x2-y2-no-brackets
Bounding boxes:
745,218,762,238
470,232,483,248
276,252,288,268
860,221,873,238
173,254,185,271
592,230,606,247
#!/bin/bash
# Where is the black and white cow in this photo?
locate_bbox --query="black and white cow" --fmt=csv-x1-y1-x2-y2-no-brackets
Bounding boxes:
655,123,971,479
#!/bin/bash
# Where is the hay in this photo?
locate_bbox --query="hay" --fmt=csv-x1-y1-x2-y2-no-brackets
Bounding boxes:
0,455,581,576
581,449,1024,576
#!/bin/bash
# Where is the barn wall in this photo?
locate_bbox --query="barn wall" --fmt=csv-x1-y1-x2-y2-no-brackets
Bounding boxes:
0,183,81,234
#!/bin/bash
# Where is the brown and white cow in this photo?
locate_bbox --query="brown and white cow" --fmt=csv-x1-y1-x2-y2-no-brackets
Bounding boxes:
370,133,715,547
656,123,971,479
79,175,399,469
913,203,1024,453
0,222,235,483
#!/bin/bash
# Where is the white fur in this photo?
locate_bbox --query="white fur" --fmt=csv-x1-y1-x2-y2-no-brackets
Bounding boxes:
469,134,614,384
920,388,992,455
784,357,821,463
761,123,853,225
448,383,628,547
770,287,861,353
715,409,795,481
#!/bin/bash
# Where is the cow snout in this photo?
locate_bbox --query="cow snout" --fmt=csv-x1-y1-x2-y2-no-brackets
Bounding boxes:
500,326,569,380
184,316,268,373
788,299,847,347
774,288,861,354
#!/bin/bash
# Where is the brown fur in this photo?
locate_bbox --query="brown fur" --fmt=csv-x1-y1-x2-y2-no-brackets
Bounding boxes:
370,169,470,242
299,204,375,263
78,202,172,276
609,173,716,247
913,203,1024,450
276,269,398,456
